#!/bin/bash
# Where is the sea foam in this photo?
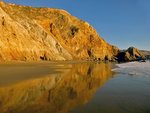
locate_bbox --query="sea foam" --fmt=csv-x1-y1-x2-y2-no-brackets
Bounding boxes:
112,61,150,78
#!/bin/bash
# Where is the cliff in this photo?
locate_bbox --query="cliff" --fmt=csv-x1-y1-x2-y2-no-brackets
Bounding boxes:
0,1,119,61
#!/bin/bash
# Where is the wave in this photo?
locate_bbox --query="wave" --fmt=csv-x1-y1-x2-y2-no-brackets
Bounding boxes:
112,61,150,78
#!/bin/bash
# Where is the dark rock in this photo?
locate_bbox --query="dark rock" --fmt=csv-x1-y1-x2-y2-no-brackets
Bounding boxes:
117,47,146,62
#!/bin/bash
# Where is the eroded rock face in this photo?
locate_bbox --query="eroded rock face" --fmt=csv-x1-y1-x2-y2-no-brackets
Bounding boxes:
0,1,73,61
0,1,119,61
117,47,146,62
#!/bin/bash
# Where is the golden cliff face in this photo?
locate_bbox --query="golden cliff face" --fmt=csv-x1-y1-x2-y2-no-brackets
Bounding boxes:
0,1,72,61
0,63,116,113
0,1,119,61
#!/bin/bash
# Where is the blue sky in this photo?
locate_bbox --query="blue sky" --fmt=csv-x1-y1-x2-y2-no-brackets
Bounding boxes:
3,0,150,50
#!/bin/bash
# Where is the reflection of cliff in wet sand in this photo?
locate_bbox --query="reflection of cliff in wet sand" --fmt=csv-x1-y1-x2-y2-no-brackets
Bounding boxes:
0,63,116,113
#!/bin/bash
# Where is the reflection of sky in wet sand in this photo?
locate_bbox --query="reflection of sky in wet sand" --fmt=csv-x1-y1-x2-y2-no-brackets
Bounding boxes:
0,62,115,113
70,73,150,113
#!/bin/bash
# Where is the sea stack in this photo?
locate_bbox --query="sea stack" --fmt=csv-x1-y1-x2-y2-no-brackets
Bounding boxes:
117,47,146,62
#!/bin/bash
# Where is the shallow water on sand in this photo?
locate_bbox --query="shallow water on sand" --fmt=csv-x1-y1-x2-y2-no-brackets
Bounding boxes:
0,62,150,113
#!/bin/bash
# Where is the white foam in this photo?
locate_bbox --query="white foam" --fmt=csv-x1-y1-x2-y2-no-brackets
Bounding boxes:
112,61,150,78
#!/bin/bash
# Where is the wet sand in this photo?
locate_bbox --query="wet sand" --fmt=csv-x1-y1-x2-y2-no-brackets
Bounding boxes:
0,62,114,113
0,61,72,86
0,61,149,113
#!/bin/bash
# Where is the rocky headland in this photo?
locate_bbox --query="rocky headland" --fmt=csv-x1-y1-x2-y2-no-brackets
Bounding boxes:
117,47,146,62
0,1,146,62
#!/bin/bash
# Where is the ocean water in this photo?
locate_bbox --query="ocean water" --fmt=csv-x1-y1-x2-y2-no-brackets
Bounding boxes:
112,61,150,78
